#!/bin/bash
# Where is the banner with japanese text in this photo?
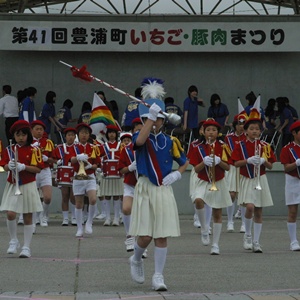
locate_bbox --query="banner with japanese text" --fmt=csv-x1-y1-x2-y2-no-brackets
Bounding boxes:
0,20,298,52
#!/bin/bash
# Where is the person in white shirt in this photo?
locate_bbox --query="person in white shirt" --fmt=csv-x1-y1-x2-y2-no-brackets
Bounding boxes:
0,85,19,143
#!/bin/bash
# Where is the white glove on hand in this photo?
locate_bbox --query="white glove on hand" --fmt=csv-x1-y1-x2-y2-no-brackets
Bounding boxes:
42,155,49,162
56,159,62,166
76,153,88,162
128,161,137,172
259,158,266,165
296,159,300,167
8,160,16,170
214,156,221,165
84,162,92,170
203,156,214,167
162,171,182,186
16,163,26,172
247,156,260,166
148,103,162,121
96,168,102,174
32,141,39,147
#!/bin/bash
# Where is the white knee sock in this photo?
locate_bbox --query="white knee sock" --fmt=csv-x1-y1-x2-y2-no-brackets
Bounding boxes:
75,208,83,231
43,203,50,218
123,214,131,235
87,204,96,225
113,200,121,219
70,203,75,218
134,242,145,262
240,206,246,224
253,222,262,243
244,217,253,236
196,208,206,233
100,200,106,214
287,222,297,243
154,247,168,275
212,223,222,246
23,225,33,248
7,219,17,241
205,204,212,229
62,211,69,220
104,199,111,220
227,202,235,223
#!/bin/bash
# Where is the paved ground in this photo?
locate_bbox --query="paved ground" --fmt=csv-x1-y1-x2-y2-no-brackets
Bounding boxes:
0,214,300,300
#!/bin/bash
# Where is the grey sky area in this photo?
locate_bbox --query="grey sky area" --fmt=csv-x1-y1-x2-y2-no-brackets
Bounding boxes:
29,0,294,15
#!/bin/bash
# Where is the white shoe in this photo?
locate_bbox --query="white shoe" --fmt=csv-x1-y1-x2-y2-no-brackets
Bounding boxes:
104,219,111,226
235,209,241,219
17,215,24,225
129,255,144,284
227,222,234,232
85,222,93,234
19,246,31,258
40,216,48,227
75,229,83,237
243,234,253,250
210,244,220,255
290,241,300,251
142,249,148,259
112,218,119,226
95,213,106,220
62,219,69,226
125,237,135,252
201,232,210,246
253,241,263,253
71,217,77,226
7,239,20,254
240,223,246,233
193,214,201,228
152,273,167,291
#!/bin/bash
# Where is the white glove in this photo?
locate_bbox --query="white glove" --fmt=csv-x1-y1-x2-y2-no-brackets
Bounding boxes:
214,156,221,165
42,155,49,162
128,161,137,172
148,103,162,121
84,162,92,170
56,159,62,166
162,171,182,186
76,153,88,162
32,141,39,147
8,160,16,170
203,156,214,167
247,156,260,166
296,159,300,167
259,158,266,165
96,168,102,174
16,163,26,172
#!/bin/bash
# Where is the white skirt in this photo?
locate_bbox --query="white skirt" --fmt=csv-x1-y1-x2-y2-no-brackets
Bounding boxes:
192,178,232,208
0,181,43,213
189,167,199,198
225,166,240,193
129,176,180,239
238,174,273,207
285,174,300,205
99,176,123,197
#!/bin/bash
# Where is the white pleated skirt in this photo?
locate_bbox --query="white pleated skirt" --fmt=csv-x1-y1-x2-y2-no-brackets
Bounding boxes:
0,181,43,213
225,165,240,193
189,167,198,198
192,178,232,208
238,174,273,207
285,174,300,205
129,176,180,239
99,176,123,197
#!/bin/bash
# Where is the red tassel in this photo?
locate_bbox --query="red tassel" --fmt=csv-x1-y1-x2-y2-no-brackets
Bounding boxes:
71,65,93,82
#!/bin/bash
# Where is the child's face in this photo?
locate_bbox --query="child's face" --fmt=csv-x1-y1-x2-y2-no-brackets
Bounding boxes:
204,125,218,142
236,123,244,135
78,128,90,144
108,131,117,142
65,132,76,145
246,123,261,141
190,90,198,98
31,125,44,139
292,130,300,144
14,131,28,146
133,124,143,133
199,125,204,136
152,118,164,132
122,137,131,146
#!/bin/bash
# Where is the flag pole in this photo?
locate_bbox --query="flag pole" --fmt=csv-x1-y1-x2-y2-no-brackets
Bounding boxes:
59,61,181,126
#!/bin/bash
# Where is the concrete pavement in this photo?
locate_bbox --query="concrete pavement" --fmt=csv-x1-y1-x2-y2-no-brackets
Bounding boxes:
0,214,300,300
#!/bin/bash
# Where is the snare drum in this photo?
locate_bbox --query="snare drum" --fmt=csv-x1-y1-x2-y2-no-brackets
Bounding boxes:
102,159,120,179
57,166,74,186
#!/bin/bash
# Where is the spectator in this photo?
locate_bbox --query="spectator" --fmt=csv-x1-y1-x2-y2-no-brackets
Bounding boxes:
110,100,119,123
164,96,183,132
276,96,294,147
183,85,205,140
264,98,277,130
284,97,298,121
207,93,230,128
78,101,92,124
19,86,37,123
121,87,141,132
0,85,19,143
97,91,113,113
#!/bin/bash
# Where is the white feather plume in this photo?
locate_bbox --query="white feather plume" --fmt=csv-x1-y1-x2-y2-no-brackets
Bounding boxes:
141,80,166,100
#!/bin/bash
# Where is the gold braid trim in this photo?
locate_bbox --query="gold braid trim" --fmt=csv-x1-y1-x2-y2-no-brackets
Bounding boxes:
45,139,54,152
262,144,271,161
221,144,230,162
171,136,184,158
31,148,42,165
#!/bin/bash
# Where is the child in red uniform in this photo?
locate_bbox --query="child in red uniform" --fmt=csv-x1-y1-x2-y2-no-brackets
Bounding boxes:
71,123,101,237
189,118,232,255
231,100,276,253
53,127,77,226
0,120,43,258
280,120,300,251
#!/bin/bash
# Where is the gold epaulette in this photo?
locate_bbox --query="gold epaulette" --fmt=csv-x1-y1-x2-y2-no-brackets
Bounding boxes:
262,144,271,161
90,144,100,159
31,147,42,165
171,136,184,158
45,139,54,152
221,144,231,162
